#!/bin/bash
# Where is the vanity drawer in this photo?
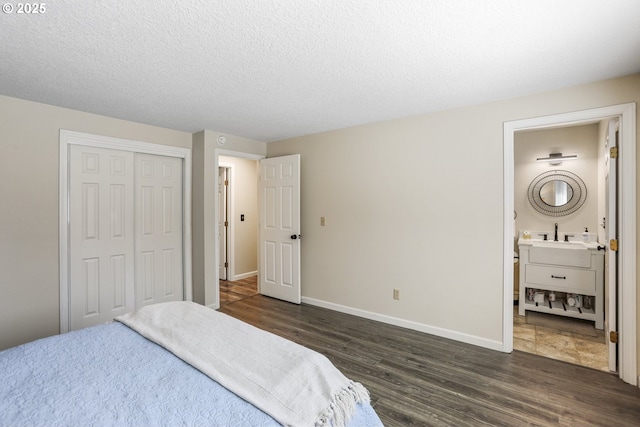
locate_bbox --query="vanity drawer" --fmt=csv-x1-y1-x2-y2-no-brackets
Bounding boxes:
525,264,596,294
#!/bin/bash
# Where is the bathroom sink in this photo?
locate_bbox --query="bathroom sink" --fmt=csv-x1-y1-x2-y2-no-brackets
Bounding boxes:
527,240,591,267
529,241,589,250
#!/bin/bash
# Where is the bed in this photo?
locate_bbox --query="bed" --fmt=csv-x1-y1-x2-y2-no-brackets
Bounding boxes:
0,302,382,427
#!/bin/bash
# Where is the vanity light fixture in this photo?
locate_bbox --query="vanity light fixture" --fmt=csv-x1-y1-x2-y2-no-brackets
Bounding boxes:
536,152,577,165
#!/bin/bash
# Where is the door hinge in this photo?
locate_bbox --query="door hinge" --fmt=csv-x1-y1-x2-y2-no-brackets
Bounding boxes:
610,146,619,159
610,239,618,251
610,331,619,344
224,221,228,227
224,179,229,186
224,262,228,268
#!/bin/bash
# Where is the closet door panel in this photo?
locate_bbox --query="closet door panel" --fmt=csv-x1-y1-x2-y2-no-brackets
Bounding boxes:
69,146,135,330
135,154,183,308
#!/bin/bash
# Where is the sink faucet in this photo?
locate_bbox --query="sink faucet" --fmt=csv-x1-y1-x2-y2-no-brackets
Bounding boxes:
554,222,559,241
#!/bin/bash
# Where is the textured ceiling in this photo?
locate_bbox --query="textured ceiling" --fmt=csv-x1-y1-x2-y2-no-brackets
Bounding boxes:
2,0,640,142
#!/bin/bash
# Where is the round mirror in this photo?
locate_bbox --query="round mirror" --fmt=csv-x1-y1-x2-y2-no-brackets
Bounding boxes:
539,180,573,207
528,170,587,217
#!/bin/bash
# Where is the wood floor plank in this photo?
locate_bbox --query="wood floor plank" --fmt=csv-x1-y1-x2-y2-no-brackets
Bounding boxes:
219,295,640,426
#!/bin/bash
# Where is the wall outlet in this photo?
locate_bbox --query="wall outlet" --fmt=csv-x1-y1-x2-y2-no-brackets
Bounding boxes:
320,216,325,226
393,289,400,300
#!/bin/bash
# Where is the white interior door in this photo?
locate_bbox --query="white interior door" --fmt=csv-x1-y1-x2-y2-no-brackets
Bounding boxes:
218,167,228,281
259,154,301,304
69,145,135,330
605,118,618,372
135,153,184,308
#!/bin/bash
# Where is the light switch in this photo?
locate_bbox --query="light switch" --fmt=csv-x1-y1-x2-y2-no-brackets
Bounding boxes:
320,216,325,226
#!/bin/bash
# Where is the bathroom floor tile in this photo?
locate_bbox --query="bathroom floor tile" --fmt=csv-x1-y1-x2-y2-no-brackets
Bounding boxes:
569,330,605,344
513,336,536,353
536,332,577,354
513,310,608,372
535,325,574,339
536,343,580,365
513,312,528,325
574,337,609,371
513,323,536,342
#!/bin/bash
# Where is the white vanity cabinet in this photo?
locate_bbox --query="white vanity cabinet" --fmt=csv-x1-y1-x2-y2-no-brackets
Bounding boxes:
518,238,604,330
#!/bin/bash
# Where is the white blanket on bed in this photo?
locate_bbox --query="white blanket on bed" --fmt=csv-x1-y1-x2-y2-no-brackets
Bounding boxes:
116,301,369,427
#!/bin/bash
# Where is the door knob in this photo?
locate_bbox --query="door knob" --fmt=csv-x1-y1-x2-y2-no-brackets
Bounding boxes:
290,234,301,240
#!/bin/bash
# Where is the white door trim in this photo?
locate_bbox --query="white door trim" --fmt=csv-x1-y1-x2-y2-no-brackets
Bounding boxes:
503,103,637,386
606,118,619,373
219,164,233,281
59,130,192,333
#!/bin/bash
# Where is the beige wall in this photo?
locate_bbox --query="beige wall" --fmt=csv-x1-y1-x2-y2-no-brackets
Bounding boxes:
1,74,639,376
0,98,266,350
514,124,600,236
266,74,640,356
191,131,208,305
0,95,192,350
219,156,258,279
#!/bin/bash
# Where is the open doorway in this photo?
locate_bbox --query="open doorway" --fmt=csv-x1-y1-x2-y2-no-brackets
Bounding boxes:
512,121,608,371
503,103,637,386
218,155,259,307
213,151,302,308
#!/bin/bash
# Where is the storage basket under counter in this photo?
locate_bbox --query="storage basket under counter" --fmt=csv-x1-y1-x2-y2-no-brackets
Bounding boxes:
517,234,604,330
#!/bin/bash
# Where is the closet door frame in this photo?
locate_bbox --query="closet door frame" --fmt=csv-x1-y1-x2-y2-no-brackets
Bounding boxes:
59,130,192,333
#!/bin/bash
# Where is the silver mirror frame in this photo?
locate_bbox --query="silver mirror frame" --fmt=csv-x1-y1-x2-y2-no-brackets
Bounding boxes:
527,170,587,216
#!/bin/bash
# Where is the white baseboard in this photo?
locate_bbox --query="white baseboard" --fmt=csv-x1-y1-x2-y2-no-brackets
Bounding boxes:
301,297,505,352
232,271,258,281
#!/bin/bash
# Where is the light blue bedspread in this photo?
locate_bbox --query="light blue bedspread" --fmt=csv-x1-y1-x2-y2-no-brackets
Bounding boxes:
0,322,382,427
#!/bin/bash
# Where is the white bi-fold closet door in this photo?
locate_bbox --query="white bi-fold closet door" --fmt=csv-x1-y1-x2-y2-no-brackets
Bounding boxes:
69,145,183,331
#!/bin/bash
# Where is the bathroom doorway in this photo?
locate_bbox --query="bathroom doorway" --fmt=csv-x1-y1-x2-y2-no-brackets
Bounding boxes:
512,122,609,371
503,103,637,386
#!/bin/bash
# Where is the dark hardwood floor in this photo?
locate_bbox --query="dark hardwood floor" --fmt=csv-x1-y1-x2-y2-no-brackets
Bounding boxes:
219,295,640,427
219,276,258,306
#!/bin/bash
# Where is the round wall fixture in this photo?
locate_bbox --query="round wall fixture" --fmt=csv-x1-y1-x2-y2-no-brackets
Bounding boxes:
217,135,227,145
527,170,587,217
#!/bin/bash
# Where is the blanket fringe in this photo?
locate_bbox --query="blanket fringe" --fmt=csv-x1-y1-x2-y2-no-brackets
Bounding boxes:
315,381,370,427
